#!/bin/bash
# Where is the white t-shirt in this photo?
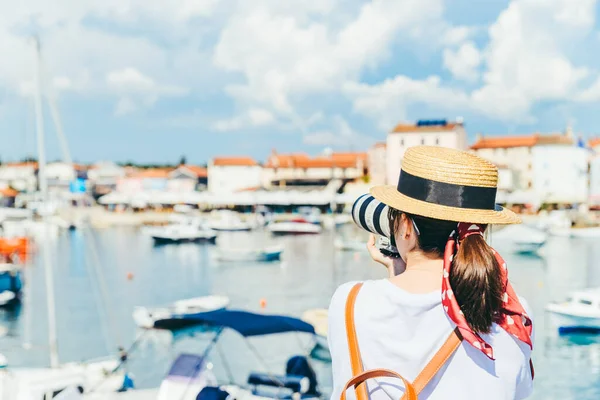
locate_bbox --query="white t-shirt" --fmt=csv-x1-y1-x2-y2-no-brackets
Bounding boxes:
328,280,534,400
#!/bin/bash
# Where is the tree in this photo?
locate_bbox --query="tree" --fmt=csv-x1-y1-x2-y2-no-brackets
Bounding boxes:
179,155,187,166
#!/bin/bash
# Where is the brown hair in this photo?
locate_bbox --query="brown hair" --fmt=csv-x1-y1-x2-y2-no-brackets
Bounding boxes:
389,208,503,333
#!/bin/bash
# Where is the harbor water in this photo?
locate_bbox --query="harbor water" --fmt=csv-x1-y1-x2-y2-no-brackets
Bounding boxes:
1,224,600,399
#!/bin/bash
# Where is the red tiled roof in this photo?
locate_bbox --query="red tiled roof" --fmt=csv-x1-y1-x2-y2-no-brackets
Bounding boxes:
5,162,38,168
131,168,171,178
0,187,18,197
181,165,208,178
590,138,600,148
391,122,461,133
295,157,334,168
471,133,573,150
264,153,310,168
212,157,258,167
371,142,386,149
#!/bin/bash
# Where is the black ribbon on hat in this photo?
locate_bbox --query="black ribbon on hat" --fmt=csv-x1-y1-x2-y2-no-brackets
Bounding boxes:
397,171,497,210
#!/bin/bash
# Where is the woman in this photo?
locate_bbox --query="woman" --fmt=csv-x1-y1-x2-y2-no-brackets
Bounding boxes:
328,146,534,400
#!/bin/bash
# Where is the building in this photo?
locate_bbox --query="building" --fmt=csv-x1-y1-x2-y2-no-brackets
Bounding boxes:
208,157,262,194
386,119,467,185
116,168,170,194
471,132,586,205
45,162,77,193
0,162,37,193
367,142,386,185
87,161,126,198
168,165,208,192
262,151,367,188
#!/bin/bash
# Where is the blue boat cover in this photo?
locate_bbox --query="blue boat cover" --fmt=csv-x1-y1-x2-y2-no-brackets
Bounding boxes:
155,309,315,337
167,353,207,378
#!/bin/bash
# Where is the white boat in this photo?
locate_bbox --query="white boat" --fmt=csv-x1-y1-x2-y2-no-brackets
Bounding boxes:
133,295,230,329
297,207,322,225
267,219,322,235
214,246,283,262
302,308,328,349
153,310,322,400
492,225,547,255
1,358,127,399
208,210,253,232
146,217,217,244
546,288,600,333
548,226,600,238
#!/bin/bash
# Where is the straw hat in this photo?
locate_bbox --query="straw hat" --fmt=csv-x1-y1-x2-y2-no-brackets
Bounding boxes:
370,146,520,224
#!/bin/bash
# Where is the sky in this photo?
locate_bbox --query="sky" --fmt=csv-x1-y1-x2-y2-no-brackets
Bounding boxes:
1,0,600,164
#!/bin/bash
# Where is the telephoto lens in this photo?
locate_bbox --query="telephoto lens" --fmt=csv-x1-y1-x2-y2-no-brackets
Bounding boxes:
351,194,400,257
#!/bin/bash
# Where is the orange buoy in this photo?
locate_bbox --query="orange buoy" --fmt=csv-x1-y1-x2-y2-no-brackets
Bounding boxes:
127,272,134,281
260,298,267,309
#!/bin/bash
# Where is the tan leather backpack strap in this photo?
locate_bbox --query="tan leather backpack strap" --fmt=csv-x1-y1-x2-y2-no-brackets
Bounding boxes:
341,369,417,400
400,327,462,400
345,283,368,400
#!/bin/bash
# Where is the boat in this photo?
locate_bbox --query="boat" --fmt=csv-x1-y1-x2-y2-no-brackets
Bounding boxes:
0,263,23,307
153,309,322,400
492,225,547,255
214,245,283,262
2,38,130,399
267,218,322,235
146,217,217,244
208,210,253,232
133,295,230,329
546,288,600,333
302,308,329,350
297,207,322,225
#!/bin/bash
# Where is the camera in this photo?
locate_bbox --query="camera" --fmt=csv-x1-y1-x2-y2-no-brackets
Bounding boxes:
351,194,400,257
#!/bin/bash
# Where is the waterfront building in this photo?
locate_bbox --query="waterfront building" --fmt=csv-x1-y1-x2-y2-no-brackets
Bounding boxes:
367,142,386,185
386,119,467,185
87,161,126,198
0,162,38,193
208,157,262,194
168,165,208,192
471,131,587,205
45,162,81,193
116,168,170,194
262,151,367,189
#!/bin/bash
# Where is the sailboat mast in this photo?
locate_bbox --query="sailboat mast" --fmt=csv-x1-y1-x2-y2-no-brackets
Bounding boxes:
33,36,59,368
33,36,48,201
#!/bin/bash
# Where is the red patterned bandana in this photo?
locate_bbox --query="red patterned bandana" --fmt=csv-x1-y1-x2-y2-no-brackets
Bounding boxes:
441,222,533,360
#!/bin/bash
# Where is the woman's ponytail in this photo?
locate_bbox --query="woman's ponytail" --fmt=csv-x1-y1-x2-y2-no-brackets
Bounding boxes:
449,234,503,334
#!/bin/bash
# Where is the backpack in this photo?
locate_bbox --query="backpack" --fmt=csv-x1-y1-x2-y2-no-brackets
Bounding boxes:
340,283,464,400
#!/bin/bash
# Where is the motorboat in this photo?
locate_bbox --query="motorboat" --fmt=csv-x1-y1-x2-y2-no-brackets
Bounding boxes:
491,225,547,255
208,210,253,232
214,245,283,262
145,217,217,244
0,356,130,399
302,308,328,350
133,295,230,329
0,263,23,307
153,309,322,400
297,207,322,225
546,288,600,333
267,218,322,235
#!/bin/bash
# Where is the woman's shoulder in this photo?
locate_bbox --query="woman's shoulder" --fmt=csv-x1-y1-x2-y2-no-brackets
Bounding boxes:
328,280,389,313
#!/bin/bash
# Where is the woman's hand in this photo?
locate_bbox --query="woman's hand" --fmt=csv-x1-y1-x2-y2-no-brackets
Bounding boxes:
367,234,406,277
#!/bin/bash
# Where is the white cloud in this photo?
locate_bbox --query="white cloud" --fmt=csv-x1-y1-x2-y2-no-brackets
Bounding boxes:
105,67,188,115
114,97,138,116
344,75,471,130
212,108,276,131
214,0,447,116
443,41,482,82
304,115,373,147
472,0,595,120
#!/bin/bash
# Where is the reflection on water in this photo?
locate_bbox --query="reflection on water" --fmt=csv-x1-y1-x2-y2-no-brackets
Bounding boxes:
0,226,598,397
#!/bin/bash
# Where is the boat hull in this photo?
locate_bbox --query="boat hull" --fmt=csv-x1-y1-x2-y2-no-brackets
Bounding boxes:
547,304,600,332
152,236,216,245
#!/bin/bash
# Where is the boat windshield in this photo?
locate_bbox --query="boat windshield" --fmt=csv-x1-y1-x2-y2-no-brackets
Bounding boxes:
579,299,593,306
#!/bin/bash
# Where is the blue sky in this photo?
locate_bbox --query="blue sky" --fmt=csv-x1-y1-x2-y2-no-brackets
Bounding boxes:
1,0,600,164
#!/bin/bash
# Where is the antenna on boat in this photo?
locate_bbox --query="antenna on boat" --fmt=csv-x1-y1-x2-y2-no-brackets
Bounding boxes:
32,35,60,368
